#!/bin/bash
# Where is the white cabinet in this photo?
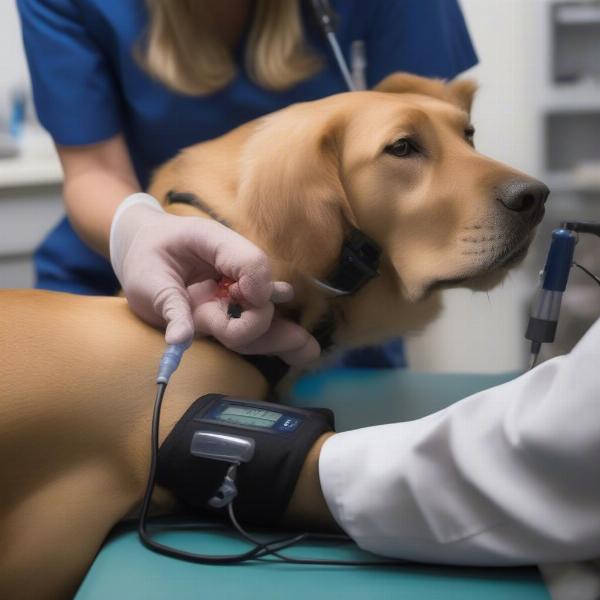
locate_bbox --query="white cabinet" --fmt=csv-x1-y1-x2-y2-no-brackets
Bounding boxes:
0,155,64,288
540,0,600,357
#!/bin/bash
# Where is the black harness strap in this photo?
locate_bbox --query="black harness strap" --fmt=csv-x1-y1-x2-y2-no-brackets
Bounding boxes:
166,191,231,228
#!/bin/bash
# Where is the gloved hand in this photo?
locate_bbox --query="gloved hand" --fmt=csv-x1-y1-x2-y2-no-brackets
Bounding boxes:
110,193,320,365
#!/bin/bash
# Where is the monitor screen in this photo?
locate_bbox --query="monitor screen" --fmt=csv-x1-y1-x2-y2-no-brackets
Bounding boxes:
216,405,282,429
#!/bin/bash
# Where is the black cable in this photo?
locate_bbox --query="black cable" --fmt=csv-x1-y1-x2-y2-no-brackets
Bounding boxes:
573,262,600,287
226,503,308,557
562,221,600,238
227,501,414,567
138,383,269,563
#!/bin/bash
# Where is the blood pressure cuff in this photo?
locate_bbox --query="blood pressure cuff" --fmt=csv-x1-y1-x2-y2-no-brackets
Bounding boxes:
156,394,334,526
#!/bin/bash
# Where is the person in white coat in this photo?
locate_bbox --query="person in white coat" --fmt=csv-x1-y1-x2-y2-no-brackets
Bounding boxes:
315,316,600,598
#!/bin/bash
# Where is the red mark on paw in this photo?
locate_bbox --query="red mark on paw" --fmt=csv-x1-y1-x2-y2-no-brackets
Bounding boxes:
216,276,235,299
216,276,247,305
216,276,245,319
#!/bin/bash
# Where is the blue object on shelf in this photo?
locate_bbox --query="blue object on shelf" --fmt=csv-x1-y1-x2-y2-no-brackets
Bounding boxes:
9,90,27,139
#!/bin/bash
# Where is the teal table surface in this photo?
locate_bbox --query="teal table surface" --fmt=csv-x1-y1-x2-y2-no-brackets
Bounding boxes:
76,368,550,600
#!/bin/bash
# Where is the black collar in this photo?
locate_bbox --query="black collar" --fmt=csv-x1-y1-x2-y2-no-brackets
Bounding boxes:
318,227,381,296
166,190,380,393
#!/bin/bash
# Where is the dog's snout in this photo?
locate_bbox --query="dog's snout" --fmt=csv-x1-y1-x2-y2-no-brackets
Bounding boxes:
497,180,549,215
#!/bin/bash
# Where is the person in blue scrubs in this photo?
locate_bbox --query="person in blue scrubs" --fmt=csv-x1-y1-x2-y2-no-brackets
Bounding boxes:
17,0,477,361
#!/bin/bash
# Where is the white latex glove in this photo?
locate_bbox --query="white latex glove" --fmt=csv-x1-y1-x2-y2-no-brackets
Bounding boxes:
109,193,320,365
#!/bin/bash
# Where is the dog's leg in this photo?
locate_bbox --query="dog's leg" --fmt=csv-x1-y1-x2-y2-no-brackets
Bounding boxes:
1,461,135,599
0,290,267,599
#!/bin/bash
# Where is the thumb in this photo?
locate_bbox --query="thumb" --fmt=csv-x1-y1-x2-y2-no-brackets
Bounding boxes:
153,285,195,345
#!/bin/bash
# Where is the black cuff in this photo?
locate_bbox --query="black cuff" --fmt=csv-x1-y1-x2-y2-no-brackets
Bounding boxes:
157,394,334,526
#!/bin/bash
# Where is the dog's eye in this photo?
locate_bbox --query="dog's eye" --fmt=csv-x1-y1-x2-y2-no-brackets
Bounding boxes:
384,138,418,158
465,125,475,145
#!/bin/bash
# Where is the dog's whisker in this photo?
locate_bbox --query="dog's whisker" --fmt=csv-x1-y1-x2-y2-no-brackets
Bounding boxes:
463,225,496,231
462,249,494,255
460,234,503,243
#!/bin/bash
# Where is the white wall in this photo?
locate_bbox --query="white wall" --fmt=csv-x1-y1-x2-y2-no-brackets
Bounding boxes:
406,0,549,373
0,2,30,120
0,3,63,291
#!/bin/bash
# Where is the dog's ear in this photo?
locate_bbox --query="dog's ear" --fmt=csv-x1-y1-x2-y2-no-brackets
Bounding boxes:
447,78,478,114
375,72,477,114
236,109,355,278
375,72,448,97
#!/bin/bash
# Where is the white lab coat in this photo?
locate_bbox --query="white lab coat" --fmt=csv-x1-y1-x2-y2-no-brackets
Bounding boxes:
319,317,600,599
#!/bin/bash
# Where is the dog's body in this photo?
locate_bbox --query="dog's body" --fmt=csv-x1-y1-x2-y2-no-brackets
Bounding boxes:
0,75,547,599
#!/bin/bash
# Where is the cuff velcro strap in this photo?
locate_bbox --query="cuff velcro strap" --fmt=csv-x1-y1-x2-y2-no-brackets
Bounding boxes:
157,394,334,526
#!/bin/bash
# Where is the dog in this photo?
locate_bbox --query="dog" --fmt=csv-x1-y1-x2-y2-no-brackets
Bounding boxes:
150,72,547,349
0,73,548,599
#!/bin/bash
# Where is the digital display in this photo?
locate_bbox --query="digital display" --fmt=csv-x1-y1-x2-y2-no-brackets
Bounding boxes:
216,405,283,429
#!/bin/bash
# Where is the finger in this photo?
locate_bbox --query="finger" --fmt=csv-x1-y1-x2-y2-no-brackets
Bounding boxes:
270,281,294,304
152,285,195,345
228,263,272,308
187,279,218,306
279,335,321,366
179,219,274,307
234,318,321,366
192,299,274,349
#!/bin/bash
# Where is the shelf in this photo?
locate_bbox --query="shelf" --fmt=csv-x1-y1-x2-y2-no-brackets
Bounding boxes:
545,172,600,195
554,2,600,25
552,1,600,84
0,154,62,189
545,111,600,172
541,86,600,111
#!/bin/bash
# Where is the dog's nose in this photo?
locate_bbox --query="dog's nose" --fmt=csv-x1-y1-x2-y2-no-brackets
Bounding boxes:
497,179,550,214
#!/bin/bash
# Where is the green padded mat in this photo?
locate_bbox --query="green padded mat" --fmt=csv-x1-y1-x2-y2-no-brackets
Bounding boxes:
76,369,550,600
289,368,519,429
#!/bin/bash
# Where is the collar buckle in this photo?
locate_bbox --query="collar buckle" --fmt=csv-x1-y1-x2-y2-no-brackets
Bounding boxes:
314,228,381,297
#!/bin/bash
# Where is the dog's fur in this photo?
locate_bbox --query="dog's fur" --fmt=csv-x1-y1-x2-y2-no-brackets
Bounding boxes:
0,74,546,599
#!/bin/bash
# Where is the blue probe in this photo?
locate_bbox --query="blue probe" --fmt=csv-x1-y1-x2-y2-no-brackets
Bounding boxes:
526,221,600,369
156,340,193,384
526,228,576,369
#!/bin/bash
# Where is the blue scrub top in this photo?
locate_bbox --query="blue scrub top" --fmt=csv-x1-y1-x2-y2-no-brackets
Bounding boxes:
18,0,477,295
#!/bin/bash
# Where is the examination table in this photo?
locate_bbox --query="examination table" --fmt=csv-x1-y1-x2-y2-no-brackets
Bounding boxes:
75,369,550,599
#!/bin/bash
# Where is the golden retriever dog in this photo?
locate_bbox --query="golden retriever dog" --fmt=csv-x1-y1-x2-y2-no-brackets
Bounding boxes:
0,74,548,599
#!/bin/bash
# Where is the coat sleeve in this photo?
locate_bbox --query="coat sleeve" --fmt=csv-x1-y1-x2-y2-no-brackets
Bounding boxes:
319,317,600,566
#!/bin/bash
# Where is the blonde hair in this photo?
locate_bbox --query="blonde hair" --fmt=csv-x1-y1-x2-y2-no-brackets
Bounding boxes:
138,0,323,95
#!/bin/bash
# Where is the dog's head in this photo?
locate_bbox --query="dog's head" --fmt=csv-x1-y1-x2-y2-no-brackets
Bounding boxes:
236,73,547,308
154,73,548,345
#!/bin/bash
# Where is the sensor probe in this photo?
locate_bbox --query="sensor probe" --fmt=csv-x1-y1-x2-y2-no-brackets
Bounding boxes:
525,228,576,369
526,221,600,369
